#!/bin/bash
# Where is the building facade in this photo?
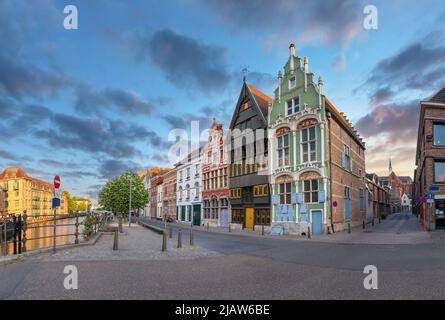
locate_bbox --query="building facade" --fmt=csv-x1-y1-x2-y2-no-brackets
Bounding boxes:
74,196,92,211
268,44,366,235
162,169,177,221
176,148,202,226
380,161,413,213
228,80,272,231
365,173,390,221
0,167,68,217
202,120,230,227
0,185,6,216
141,168,171,218
150,175,163,219
414,86,445,230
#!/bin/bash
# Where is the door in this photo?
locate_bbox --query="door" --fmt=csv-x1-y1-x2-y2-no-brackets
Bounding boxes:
245,208,254,230
193,205,201,226
345,187,351,221
311,210,323,236
220,208,229,227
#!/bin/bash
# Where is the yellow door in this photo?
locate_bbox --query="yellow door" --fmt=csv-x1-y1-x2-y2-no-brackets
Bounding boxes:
245,208,254,230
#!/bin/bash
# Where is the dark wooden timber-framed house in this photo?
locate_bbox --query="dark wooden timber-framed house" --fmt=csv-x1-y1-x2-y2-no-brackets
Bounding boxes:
228,79,273,230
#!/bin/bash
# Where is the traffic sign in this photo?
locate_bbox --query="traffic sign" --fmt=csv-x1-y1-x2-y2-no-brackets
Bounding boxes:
52,198,60,208
427,193,434,200
430,186,440,191
54,175,61,189
332,201,338,207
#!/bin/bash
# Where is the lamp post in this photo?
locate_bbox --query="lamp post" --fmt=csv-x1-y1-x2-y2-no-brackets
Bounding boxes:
128,171,133,227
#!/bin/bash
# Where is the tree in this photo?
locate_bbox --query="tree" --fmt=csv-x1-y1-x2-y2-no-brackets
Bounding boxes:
63,191,78,213
99,171,149,214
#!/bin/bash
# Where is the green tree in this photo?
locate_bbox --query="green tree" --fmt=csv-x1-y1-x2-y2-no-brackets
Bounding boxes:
63,191,78,213
99,171,149,214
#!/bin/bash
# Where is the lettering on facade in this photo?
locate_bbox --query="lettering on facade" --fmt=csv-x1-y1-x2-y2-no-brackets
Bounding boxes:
300,171,321,180
275,175,293,184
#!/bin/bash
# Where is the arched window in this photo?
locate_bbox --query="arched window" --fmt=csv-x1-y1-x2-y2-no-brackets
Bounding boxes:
185,184,190,200
178,186,183,200
194,182,199,200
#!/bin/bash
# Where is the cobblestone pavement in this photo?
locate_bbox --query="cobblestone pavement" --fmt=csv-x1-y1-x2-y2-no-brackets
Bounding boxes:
28,223,221,262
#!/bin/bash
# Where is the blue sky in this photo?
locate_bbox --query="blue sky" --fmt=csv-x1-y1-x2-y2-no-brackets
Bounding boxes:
1,0,445,202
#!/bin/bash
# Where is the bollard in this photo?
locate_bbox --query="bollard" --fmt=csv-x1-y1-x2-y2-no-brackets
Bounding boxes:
362,220,365,229
177,228,182,248
348,223,351,234
22,211,27,253
207,222,209,231
17,215,22,254
190,227,194,246
13,215,17,255
2,219,7,255
169,227,173,239
229,224,231,233
262,224,265,236
307,226,311,239
74,212,79,245
113,229,118,250
118,215,123,233
162,230,167,252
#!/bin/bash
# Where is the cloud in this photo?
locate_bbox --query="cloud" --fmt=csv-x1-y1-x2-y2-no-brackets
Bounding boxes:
34,114,166,159
146,29,231,92
0,150,18,161
74,84,157,115
98,159,139,179
205,0,365,47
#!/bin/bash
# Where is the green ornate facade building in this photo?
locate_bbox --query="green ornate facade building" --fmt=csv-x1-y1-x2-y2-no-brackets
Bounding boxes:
268,44,367,235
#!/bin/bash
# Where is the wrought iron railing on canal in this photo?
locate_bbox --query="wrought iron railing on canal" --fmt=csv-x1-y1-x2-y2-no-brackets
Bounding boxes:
0,211,109,256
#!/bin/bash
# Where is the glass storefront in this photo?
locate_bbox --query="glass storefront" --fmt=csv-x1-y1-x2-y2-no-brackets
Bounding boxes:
435,200,445,228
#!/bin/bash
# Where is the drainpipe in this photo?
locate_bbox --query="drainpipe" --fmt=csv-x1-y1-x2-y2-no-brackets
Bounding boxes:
327,111,334,233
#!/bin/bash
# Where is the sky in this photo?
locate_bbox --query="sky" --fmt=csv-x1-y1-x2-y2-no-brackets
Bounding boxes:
0,0,444,202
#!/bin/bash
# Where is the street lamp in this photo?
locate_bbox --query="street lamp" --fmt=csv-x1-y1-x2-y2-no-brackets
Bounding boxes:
129,171,132,227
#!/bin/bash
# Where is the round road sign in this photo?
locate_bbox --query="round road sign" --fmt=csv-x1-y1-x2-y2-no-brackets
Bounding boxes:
54,175,61,189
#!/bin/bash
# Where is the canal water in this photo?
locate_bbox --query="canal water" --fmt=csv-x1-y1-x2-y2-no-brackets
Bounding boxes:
1,216,85,254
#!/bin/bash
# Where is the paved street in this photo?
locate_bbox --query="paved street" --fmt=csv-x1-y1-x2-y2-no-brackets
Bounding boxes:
1,212,445,299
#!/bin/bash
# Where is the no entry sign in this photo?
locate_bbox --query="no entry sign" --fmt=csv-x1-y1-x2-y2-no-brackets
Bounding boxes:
54,175,61,189
332,201,338,207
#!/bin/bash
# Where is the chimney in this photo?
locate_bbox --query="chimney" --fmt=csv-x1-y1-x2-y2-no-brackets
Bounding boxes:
303,56,309,73
289,43,296,73
318,76,324,95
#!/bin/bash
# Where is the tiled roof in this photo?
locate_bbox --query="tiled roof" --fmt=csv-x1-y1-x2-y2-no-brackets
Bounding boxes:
246,83,274,118
429,87,445,103
324,97,365,149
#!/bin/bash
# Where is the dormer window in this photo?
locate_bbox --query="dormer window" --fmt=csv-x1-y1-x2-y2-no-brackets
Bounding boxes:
289,76,296,89
286,96,300,116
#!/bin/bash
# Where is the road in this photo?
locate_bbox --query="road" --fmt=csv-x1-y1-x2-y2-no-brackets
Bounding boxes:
1,212,445,299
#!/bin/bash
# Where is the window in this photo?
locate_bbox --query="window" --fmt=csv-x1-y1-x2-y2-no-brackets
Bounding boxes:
434,160,445,183
286,97,300,115
178,186,183,200
345,186,350,199
303,180,319,203
194,182,199,200
279,183,291,204
360,189,365,212
289,76,296,88
302,126,316,162
343,145,351,171
242,102,249,110
186,168,190,179
185,184,190,200
230,188,241,199
255,208,270,225
254,184,269,197
195,164,200,176
179,171,183,181
434,123,445,146
278,134,290,167
232,209,243,224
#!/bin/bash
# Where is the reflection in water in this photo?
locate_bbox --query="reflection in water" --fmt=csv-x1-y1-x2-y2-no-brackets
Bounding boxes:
3,217,85,253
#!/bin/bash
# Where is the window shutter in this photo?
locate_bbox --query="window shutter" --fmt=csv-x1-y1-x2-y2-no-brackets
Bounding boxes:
291,193,298,204
297,193,304,203
272,195,279,205
350,158,353,172
341,153,346,168
318,191,325,203
300,203,307,213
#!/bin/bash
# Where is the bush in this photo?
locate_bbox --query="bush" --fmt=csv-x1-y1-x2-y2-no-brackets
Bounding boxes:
82,214,98,239
380,212,388,220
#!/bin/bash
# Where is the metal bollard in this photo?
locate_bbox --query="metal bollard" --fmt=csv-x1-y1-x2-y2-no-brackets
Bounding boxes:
207,222,209,231
307,226,311,239
177,228,182,248
262,224,265,236
169,227,173,239
348,222,351,234
74,212,79,245
162,230,167,252
362,220,365,229
118,215,123,233
190,227,194,246
113,229,118,250
229,224,231,233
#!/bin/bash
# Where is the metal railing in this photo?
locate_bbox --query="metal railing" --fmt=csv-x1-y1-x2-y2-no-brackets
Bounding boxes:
0,211,109,256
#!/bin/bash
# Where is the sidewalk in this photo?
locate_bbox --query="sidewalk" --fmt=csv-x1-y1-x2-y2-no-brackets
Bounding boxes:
28,222,221,262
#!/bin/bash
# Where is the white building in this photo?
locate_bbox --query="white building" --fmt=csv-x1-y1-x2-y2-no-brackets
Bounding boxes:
157,183,163,218
401,193,412,212
176,148,203,226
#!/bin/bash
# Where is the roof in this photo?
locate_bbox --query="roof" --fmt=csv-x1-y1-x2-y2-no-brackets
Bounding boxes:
0,167,54,189
324,97,366,149
429,86,445,103
246,83,274,118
